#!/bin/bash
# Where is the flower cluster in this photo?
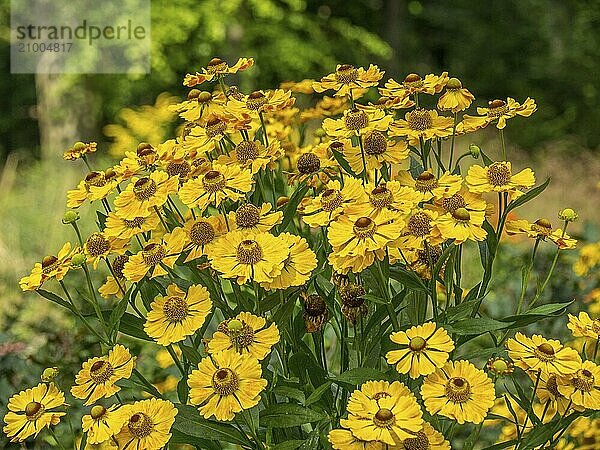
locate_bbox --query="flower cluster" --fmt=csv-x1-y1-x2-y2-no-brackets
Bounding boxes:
6,57,589,449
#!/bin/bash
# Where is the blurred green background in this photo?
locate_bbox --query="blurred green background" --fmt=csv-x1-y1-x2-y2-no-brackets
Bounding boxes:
1,0,600,447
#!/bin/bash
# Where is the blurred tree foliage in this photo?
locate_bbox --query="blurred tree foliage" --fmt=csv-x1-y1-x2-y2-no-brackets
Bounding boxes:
2,0,600,165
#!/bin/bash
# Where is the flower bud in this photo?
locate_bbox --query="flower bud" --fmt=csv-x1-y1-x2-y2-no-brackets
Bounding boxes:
558,208,578,222
62,210,80,224
446,77,463,90
469,144,480,158
73,141,87,151
276,196,289,209
71,253,87,267
314,128,326,138
41,367,59,382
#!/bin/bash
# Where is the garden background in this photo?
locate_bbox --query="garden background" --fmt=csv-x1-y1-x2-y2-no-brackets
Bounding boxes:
1,0,600,447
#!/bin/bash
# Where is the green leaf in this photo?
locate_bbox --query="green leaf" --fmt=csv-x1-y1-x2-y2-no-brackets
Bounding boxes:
332,148,359,177
270,441,305,450
334,367,388,386
273,385,306,404
118,312,152,341
501,300,575,327
281,184,310,231
178,343,202,365
445,317,513,335
108,287,133,339
173,404,248,445
304,381,332,406
96,210,108,230
177,378,188,404
260,403,326,428
389,267,427,291
505,178,551,214
37,289,72,310
170,430,221,450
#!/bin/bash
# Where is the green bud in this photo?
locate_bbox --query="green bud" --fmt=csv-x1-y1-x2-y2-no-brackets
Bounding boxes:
314,128,326,138
469,144,481,158
73,141,87,150
41,367,59,382
71,253,87,267
446,77,463,90
558,208,578,222
62,210,80,224
228,319,244,331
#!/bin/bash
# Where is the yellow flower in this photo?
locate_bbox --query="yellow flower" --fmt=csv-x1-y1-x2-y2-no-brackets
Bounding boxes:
228,203,283,234
459,97,537,131
398,422,450,450
180,113,237,154
573,242,600,276
227,89,296,118
123,228,187,282
437,77,475,112
83,232,129,269
436,207,487,243
557,360,600,410
396,208,444,250
395,170,462,202
217,139,284,174
343,130,409,174
113,171,178,220
115,398,178,450
98,255,129,299
323,108,393,140
530,371,572,415
568,312,600,340
389,108,454,145
208,312,279,360
188,349,268,421
300,96,348,121
506,332,581,375
379,72,449,99
183,57,254,86
465,161,535,194
313,64,384,97
328,428,385,450
346,181,420,221
113,144,158,180
81,404,124,444
104,211,161,241
207,231,289,284
260,233,318,290
19,242,79,291
386,322,455,379
344,389,423,445
328,211,404,273
287,146,339,187
345,381,415,424
71,345,136,405
67,170,121,209
301,178,366,227
169,89,227,121
3,383,66,443
144,284,212,346
178,163,254,212
64,141,97,160
506,218,577,249
421,360,496,424
182,215,227,262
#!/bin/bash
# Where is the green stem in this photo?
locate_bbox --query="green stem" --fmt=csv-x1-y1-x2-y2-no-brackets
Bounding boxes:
58,281,108,345
82,264,107,330
259,111,269,147
357,132,368,183
499,128,507,161
516,239,540,315
449,112,458,168
167,345,185,376
49,427,66,450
